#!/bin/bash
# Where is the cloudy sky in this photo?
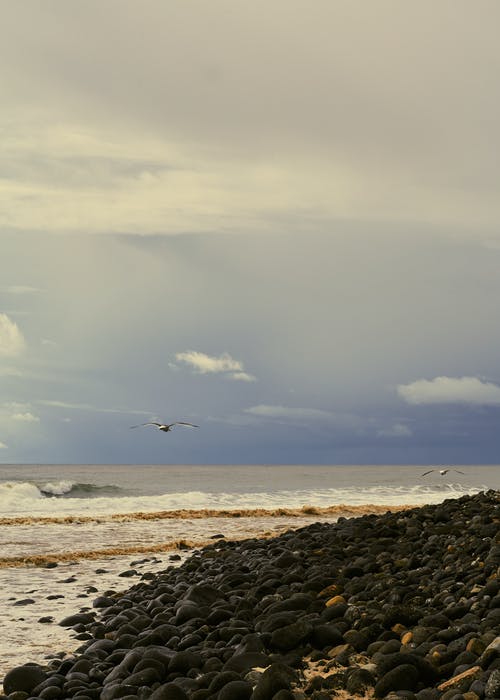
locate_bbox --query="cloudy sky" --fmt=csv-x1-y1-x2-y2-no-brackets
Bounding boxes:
1,1,500,464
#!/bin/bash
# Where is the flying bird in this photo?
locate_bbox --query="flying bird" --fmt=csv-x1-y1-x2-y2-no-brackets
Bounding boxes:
130,421,199,433
421,468,465,477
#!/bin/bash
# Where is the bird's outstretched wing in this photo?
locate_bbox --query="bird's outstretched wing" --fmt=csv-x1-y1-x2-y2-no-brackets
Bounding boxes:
454,469,465,474
421,469,434,477
170,421,199,428
130,422,162,429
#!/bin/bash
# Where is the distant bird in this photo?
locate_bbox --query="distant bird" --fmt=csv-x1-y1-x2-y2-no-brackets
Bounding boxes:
130,421,199,433
421,468,465,477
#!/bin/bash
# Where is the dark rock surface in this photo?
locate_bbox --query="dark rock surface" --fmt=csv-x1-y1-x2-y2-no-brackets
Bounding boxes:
2,490,499,699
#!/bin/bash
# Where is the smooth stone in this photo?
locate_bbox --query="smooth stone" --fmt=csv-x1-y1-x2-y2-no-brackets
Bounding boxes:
59,613,95,627
100,684,138,700
270,620,313,651
123,667,161,686
218,680,253,700
485,668,500,698
346,668,376,695
310,624,344,649
183,584,223,606
168,651,203,674
224,653,271,674
175,604,202,625
93,597,116,609
38,687,63,699
3,665,48,695
270,692,295,700
374,664,419,697
149,683,189,700
250,663,297,700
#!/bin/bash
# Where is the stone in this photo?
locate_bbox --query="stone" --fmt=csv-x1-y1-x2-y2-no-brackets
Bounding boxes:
250,663,297,700
374,664,419,697
310,624,344,649
58,612,95,627
224,653,271,674
168,651,203,674
485,668,500,698
270,620,313,651
346,667,376,695
149,683,190,700
437,666,482,692
3,665,48,695
218,680,253,700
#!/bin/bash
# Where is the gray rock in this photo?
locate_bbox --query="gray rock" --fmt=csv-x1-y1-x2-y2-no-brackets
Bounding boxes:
150,683,189,700
218,680,253,700
270,620,313,651
223,652,271,674
374,664,419,697
58,612,95,627
485,668,500,698
346,667,376,695
3,665,48,695
250,663,297,700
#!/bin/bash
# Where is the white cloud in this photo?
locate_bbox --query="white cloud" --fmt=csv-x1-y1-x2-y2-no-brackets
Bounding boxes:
377,422,412,438
37,400,151,415
0,366,23,377
0,403,40,427
0,313,25,357
11,412,40,423
5,285,40,294
229,371,256,382
175,351,242,374
244,405,363,431
398,376,500,406
175,351,256,381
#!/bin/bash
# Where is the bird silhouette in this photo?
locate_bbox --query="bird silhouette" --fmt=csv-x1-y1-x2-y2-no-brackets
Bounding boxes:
130,421,199,433
421,468,464,477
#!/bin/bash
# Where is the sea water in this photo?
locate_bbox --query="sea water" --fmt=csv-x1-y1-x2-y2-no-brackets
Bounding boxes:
0,463,498,679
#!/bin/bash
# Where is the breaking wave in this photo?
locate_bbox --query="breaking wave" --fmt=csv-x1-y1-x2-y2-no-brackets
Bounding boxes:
0,478,488,518
0,480,122,510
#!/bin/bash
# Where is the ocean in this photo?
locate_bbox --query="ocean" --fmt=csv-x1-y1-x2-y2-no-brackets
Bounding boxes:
0,463,498,680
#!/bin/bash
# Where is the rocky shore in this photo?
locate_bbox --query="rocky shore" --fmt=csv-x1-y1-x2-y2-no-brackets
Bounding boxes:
2,490,499,700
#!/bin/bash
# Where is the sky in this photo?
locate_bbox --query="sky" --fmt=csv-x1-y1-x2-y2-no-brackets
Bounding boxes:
1,1,500,464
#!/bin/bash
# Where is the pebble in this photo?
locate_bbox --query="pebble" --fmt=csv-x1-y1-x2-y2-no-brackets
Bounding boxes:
2,490,499,699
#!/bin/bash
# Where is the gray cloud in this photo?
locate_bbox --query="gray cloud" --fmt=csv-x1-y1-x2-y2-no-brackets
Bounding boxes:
2,3,500,462
1,3,500,235
377,423,412,438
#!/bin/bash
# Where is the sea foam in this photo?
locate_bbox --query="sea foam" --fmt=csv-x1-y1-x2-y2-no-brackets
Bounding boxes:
0,480,487,518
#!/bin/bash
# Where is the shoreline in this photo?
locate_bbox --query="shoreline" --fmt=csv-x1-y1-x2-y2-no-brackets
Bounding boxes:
2,490,499,699
0,505,417,570
0,503,416,526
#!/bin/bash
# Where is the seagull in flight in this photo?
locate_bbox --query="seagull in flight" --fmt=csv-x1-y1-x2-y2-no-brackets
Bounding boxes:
421,468,465,477
130,421,199,433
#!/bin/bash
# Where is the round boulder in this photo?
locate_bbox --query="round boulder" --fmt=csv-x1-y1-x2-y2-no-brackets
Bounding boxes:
3,664,48,695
